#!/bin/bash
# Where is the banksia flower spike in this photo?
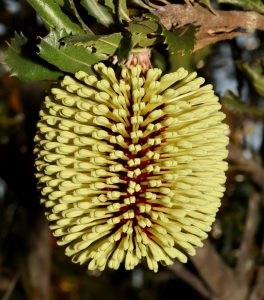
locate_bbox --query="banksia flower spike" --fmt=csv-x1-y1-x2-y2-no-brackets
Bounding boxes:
34,63,229,272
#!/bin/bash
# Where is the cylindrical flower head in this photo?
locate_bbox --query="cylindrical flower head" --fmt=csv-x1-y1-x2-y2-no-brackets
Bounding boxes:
34,63,229,272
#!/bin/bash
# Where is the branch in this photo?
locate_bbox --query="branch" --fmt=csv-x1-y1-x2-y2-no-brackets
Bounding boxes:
249,226,264,300
228,143,264,189
22,215,51,300
249,267,264,300
155,3,264,50
190,240,236,297
1,273,20,300
236,192,260,278
168,262,211,299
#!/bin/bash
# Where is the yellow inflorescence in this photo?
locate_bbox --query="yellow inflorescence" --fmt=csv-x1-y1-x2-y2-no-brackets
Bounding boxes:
34,63,229,272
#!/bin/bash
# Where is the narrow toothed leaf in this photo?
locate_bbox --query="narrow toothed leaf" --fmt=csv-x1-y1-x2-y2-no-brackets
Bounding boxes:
127,17,161,48
81,0,114,27
68,0,94,33
118,0,130,22
130,0,152,9
162,24,197,55
239,61,264,96
128,20,160,34
38,31,105,74
104,0,116,13
5,32,63,81
222,91,264,116
27,0,83,34
131,33,157,48
116,35,133,62
64,33,123,56
34,63,229,272
93,33,123,55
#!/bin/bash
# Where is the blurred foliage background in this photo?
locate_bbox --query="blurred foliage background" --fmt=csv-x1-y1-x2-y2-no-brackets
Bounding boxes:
0,1,264,300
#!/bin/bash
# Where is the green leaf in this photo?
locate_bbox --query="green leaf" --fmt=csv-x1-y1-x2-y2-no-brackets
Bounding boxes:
239,62,264,96
222,91,264,116
127,17,160,48
5,32,63,81
131,33,157,47
152,48,167,72
130,0,152,9
38,31,105,74
198,0,216,13
93,33,123,55
128,20,160,34
63,33,122,56
162,25,196,55
68,0,93,33
143,0,167,6
117,35,132,62
144,13,160,22
26,0,83,34
118,0,130,22
104,0,115,13
54,0,65,6
81,0,114,27
217,0,264,14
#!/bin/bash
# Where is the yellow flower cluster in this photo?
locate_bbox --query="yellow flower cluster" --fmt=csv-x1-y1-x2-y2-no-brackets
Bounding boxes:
34,63,229,272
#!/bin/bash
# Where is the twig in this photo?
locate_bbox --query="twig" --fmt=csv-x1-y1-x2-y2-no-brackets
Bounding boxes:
190,240,237,299
168,262,211,299
155,3,264,50
249,230,264,300
249,267,264,300
1,273,20,300
236,192,260,278
261,236,264,261
228,143,264,189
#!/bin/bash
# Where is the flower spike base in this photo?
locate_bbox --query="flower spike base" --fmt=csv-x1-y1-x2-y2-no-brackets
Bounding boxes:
34,63,229,272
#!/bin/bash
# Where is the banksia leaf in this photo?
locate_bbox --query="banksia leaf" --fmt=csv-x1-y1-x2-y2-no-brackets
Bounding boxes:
63,33,123,56
81,0,114,28
38,31,105,75
118,0,131,22
222,91,264,116
5,32,63,81
34,63,229,272
27,0,83,34
239,62,264,97
162,25,196,55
